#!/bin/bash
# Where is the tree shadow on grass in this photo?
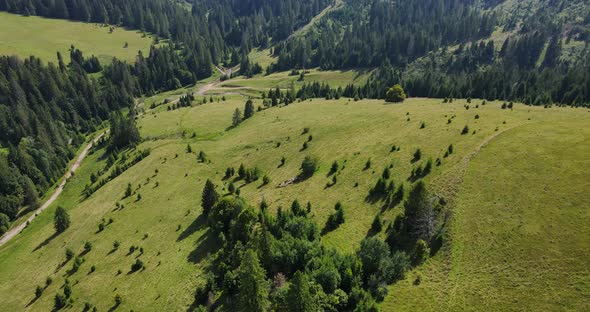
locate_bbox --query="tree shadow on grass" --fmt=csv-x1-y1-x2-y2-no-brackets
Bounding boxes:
365,226,380,239
187,229,220,264
107,302,121,312
33,232,59,252
177,214,207,242
25,295,39,308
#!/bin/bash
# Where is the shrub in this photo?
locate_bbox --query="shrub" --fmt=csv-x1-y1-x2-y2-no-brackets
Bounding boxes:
46,277,53,287
461,125,469,135
198,150,207,162
64,283,72,298
124,183,132,198
54,293,67,310
186,144,192,153
324,202,345,232
113,241,120,249
300,156,319,179
71,256,84,273
90,265,96,273
413,239,430,265
365,158,372,170
114,294,122,306
330,161,339,175
262,175,270,186
413,149,422,162
65,248,74,261
35,285,43,298
131,259,145,272
301,141,308,150
475,114,480,119
385,84,407,103
280,156,286,167
420,121,425,129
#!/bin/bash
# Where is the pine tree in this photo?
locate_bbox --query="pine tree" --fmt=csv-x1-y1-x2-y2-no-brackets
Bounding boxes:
201,179,219,215
237,250,270,312
54,206,70,233
244,99,255,119
232,108,242,127
287,271,314,312
291,199,304,217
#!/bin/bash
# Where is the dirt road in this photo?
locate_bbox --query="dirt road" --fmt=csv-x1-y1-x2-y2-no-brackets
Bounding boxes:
0,131,106,247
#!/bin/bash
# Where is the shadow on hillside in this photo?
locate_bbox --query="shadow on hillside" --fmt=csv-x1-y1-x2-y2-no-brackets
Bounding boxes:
107,301,121,312
187,229,220,264
365,226,379,238
177,214,207,242
33,232,59,252
25,294,39,308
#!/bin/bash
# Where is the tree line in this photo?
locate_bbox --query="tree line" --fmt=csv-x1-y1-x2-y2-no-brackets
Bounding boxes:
0,53,135,232
196,177,444,310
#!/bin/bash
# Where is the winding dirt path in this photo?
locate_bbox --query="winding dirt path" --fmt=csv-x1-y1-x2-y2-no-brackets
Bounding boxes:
0,131,106,247
432,125,519,202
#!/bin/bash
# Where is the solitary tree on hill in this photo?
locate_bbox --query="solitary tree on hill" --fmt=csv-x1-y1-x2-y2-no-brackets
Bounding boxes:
385,84,407,103
54,206,70,233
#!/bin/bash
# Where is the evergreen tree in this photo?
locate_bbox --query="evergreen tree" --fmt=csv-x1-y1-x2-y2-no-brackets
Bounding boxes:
244,99,255,119
232,108,242,127
54,206,70,233
287,271,314,312
237,249,270,312
201,179,219,215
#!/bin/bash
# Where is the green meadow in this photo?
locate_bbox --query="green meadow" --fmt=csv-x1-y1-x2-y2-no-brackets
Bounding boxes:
0,12,154,64
383,111,590,311
1,90,588,310
220,68,372,91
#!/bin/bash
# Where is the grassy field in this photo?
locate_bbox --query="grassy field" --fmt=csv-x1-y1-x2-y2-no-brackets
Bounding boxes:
247,48,276,69
0,12,154,64
383,111,590,310
220,68,372,91
0,92,588,311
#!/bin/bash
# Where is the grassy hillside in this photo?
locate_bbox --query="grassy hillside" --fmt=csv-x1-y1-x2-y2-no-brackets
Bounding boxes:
0,12,154,64
383,111,590,311
220,69,372,91
1,91,588,310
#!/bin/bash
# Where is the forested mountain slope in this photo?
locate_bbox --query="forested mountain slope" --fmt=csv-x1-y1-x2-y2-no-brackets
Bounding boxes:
272,0,590,105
